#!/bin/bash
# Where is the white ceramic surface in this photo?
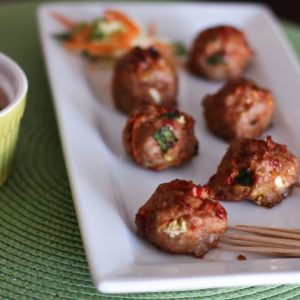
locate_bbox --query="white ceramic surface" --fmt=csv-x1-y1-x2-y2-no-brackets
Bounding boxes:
38,2,300,294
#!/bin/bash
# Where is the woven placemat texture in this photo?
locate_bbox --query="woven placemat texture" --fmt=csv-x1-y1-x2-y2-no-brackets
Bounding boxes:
1,2,300,299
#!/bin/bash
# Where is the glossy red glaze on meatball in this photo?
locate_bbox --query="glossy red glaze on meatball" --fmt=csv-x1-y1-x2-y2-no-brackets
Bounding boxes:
203,78,275,140
123,104,198,171
188,25,253,80
112,46,178,114
208,136,300,208
135,179,227,257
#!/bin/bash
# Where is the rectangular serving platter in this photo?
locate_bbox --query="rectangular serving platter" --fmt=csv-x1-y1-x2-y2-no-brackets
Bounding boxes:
38,2,300,293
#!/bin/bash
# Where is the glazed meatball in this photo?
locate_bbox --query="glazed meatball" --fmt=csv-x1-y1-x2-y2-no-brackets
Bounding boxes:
203,78,275,140
123,104,198,171
188,25,253,80
112,46,178,114
135,179,227,257
208,136,300,208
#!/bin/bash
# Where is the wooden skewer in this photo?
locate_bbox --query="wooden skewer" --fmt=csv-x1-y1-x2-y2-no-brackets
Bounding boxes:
223,233,300,248
229,225,300,240
220,237,283,248
219,225,300,257
235,225,300,234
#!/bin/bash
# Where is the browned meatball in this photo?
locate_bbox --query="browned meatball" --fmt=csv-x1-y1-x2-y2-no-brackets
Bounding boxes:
135,179,227,257
112,46,178,114
208,136,300,208
188,25,253,80
203,78,275,140
123,104,198,171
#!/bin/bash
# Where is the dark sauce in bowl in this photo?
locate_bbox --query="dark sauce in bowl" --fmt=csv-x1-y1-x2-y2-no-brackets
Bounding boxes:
0,87,9,111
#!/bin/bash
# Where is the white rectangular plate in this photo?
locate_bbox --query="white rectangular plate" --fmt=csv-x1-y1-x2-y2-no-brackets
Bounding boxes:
38,2,300,294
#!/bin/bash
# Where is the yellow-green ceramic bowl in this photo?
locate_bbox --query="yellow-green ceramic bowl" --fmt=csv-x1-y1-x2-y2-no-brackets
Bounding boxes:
0,53,27,186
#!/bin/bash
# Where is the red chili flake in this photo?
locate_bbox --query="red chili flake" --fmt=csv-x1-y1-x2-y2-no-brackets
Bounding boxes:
215,206,227,219
225,168,239,185
163,119,176,128
225,174,235,185
237,254,247,261
190,186,203,198
269,158,281,169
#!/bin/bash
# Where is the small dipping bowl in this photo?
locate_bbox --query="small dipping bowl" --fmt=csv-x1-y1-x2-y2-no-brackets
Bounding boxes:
0,53,27,186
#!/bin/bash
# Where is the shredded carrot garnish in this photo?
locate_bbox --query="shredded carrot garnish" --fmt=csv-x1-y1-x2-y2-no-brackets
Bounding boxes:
104,10,140,36
52,9,181,65
72,25,92,43
52,9,141,57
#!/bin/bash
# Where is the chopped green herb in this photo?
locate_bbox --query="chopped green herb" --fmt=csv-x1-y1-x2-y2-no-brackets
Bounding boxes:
53,32,73,42
153,126,178,153
235,168,254,186
206,53,225,65
172,42,187,56
90,19,105,41
161,111,181,120
53,23,86,42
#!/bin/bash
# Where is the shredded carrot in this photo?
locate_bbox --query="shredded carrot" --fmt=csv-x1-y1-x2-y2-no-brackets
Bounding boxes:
104,10,140,36
51,12,76,29
109,33,134,48
65,40,126,56
72,25,92,43
53,9,141,57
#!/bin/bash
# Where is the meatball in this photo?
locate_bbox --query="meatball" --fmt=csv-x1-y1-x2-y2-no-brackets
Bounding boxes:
208,136,300,208
123,104,198,171
203,78,275,140
188,25,253,80
135,179,227,257
112,46,178,114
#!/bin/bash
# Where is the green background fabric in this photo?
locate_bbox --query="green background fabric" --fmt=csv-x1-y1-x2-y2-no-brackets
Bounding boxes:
0,1,300,299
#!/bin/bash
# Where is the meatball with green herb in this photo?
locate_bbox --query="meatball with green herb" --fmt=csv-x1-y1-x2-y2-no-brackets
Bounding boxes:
113,46,178,114
188,25,253,80
203,78,275,140
123,104,198,171
135,179,227,257
208,136,300,208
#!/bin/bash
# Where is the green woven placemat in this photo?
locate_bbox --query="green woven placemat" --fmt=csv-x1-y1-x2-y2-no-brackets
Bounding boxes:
1,2,300,299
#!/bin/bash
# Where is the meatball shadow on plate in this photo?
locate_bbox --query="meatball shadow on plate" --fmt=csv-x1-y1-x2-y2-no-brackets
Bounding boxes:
85,61,115,110
92,101,126,159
